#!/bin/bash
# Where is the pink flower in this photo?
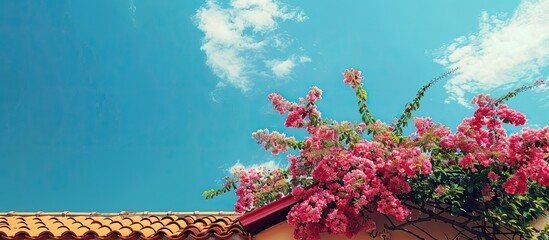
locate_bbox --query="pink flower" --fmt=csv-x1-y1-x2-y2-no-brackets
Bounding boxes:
306,86,323,103
413,117,433,135
481,184,495,202
225,69,549,240
285,106,306,128
458,153,477,171
343,68,363,88
434,185,447,198
488,171,499,181
502,170,528,194
497,104,526,126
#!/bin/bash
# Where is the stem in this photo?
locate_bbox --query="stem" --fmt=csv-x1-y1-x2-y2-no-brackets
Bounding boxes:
394,201,528,240
412,223,437,240
393,67,460,135
494,80,545,106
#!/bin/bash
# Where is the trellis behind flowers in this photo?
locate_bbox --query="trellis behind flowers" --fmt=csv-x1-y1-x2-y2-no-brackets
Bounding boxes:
204,68,549,240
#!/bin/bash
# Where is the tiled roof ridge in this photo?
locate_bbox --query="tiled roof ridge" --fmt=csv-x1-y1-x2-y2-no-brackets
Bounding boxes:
0,211,248,240
0,211,240,217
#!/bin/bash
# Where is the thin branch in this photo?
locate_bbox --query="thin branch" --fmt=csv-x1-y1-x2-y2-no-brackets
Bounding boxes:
382,213,397,229
393,67,460,135
451,225,475,240
391,224,427,240
494,80,545,106
429,213,494,239
385,216,432,230
412,223,437,240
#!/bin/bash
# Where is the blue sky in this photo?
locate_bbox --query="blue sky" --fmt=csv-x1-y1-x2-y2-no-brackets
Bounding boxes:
1,0,548,212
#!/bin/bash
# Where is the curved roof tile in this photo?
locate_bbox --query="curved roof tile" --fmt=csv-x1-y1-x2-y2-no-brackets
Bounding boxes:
0,212,246,240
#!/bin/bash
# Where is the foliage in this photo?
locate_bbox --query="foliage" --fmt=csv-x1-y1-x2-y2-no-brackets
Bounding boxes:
203,69,549,240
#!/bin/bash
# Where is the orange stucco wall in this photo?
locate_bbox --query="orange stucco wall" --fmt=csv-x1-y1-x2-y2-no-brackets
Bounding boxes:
254,218,473,240
255,222,376,240
254,212,549,240
531,211,549,231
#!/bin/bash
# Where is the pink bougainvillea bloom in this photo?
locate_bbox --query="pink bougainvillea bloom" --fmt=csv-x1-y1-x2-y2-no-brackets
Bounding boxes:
482,184,495,202
224,71,549,240
343,68,363,88
434,185,445,197
488,171,499,181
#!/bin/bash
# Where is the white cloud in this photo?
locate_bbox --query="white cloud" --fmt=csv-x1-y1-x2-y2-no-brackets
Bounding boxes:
538,76,549,107
434,0,549,107
266,55,311,78
128,0,137,27
194,0,308,92
298,55,311,63
543,96,549,107
268,59,295,78
229,160,282,175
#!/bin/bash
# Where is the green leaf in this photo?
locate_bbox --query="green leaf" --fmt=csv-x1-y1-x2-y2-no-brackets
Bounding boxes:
467,185,474,193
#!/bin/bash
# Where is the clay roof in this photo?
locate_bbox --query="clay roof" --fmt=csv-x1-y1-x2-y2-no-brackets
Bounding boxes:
0,211,248,240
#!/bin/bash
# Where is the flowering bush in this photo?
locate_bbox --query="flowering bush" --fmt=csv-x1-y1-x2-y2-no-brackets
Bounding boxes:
203,69,549,239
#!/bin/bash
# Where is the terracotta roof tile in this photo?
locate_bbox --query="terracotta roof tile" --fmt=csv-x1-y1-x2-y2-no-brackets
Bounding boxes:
0,212,247,240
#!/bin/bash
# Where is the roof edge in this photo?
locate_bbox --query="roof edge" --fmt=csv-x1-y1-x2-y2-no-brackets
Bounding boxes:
237,194,299,235
0,211,240,217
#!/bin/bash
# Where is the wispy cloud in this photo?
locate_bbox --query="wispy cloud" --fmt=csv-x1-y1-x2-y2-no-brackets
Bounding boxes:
434,0,549,107
194,0,309,92
128,0,137,27
229,160,283,175
538,76,549,107
266,55,311,78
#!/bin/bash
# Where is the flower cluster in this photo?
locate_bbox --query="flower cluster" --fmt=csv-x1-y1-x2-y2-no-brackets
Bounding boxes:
343,68,363,88
207,69,549,240
268,87,322,129
232,165,291,212
251,129,297,154
439,94,549,194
